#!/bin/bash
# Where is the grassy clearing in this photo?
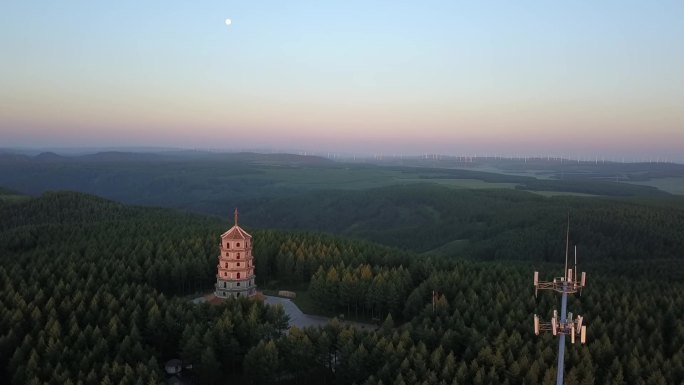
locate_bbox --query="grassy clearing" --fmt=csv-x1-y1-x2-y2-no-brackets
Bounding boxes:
526,190,600,197
625,177,684,195
0,194,29,203
257,167,402,190
470,165,557,180
423,239,469,257
262,286,334,317
290,290,325,316
262,285,374,321
400,178,517,190
255,167,518,191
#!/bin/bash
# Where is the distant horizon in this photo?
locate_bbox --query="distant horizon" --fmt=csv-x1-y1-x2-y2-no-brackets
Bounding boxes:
2,145,683,164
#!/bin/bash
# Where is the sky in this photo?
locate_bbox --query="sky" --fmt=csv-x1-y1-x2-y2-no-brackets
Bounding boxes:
1,1,683,160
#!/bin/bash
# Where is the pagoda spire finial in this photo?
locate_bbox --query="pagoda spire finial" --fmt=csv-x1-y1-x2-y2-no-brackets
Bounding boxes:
234,208,239,226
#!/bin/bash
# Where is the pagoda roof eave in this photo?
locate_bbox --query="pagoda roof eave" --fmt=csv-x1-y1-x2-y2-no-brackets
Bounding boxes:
220,225,252,240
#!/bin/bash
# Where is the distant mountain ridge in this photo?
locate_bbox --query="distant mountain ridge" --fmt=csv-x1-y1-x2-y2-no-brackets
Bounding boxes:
0,150,332,164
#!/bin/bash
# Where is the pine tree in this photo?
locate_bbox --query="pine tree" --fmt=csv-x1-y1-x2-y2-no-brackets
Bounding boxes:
199,346,221,385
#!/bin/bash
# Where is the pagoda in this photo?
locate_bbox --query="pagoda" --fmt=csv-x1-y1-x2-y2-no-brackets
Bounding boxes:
215,209,257,298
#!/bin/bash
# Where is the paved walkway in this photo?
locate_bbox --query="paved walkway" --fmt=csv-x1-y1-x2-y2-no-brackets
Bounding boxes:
190,293,375,330
264,296,329,328
264,295,376,330
191,296,207,304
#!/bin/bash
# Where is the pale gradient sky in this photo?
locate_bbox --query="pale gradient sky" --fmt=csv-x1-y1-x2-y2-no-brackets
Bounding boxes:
1,1,683,159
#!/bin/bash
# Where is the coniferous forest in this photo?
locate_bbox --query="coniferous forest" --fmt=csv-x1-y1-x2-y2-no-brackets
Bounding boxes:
1,189,683,384
4,0,684,382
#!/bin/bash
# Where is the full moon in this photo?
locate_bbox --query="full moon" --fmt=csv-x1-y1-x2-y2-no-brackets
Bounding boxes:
225,18,232,26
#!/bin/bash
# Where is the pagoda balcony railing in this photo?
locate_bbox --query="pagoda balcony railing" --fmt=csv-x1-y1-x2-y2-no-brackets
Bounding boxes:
216,273,255,279
215,283,256,291
216,265,253,272
217,254,251,260
218,243,249,249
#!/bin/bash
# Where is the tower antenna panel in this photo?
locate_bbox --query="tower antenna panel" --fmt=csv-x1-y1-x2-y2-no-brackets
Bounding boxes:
571,324,576,344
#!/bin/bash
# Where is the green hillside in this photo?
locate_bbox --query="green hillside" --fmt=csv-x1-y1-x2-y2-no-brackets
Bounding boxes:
1,191,682,384
0,187,28,204
2,153,682,263
244,184,684,261
0,153,672,217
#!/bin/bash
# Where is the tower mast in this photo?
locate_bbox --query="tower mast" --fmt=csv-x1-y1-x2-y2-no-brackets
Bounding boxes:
533,218,588,385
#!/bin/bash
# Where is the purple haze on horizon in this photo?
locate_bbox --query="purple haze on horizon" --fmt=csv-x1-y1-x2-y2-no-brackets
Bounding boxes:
1,1,683,161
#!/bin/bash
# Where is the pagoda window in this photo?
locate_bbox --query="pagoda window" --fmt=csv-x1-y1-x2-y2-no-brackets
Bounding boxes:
237,262,241,266
237,253,240,259
224,263,228,268
227,243,230,249
237,243,240,247
224,272,227,277
237,282,241,286
237,272,241,279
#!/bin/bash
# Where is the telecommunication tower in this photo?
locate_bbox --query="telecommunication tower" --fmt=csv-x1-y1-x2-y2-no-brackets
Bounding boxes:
533,219,587,385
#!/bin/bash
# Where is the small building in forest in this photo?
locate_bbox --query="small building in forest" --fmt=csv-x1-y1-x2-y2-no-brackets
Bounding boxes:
215,209,257,298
